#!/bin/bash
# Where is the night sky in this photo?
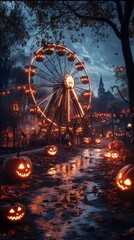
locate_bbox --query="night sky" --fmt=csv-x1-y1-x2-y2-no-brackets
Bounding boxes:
25,26,132,97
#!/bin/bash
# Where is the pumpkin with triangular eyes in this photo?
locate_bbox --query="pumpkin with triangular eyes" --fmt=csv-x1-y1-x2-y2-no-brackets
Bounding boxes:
116,164,134,191
44,145,58,157
0,203,26,224
2,155,32,181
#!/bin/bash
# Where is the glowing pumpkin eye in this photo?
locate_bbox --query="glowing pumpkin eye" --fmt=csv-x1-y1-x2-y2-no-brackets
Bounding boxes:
9,208,15,213
18,207,22,211
27,164,30,168
18,163,25,169
118,173,122,179
124,179,131,186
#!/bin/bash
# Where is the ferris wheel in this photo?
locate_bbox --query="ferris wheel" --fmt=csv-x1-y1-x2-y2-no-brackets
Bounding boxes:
25,43,92,136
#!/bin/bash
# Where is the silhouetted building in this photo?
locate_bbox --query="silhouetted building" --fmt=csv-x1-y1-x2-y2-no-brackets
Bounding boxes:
98,75,115,101
91,75,115,112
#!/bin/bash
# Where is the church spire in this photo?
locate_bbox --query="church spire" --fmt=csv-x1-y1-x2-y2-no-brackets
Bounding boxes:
98,75,105,99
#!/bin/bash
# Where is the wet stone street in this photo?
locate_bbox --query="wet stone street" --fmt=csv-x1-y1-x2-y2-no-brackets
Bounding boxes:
0,139,134,240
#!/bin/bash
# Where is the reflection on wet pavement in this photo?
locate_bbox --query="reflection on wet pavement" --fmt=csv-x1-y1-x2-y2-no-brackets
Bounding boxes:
28,147,106,240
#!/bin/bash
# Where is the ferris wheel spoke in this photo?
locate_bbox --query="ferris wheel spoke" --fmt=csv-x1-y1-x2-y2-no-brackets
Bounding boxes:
42,87,63,114
70,89,84,117
45,54,63,79
35,84,54,88
71,69,79,77
35,73,58,85
44,90,64,123
42,62,61,82
35,66,58,84
64,61,74,76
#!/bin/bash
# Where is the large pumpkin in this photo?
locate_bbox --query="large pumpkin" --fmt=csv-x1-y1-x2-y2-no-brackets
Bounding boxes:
2,155,32,181
0,203,26,225
116,164,134,191
44,145,58,157
108,140,125,150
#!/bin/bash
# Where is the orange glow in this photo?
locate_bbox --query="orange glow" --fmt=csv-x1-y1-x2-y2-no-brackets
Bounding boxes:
111,152,119,159
124,178,131,186
64,74,74,89
104,152,111,158
18,163,25,169
75,62,84,71
35,50,45,62
83,90,91,97
66,52,76,61
95,138,101,144
81,76,89,84
9,209,15,213
56,45,66,56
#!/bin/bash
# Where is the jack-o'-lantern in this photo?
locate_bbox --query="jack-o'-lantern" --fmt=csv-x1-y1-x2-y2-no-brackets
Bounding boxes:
103,150,119,160
103,151,111,159
116,164,134,191
110,150,119,159
44,145,58,157
0,203,26,224
2,155,32,181
83,137,92,144
108,140,125,150
95,138,101,144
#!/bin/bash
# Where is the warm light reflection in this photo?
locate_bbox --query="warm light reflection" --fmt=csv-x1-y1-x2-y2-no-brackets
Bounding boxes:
47,154,91,179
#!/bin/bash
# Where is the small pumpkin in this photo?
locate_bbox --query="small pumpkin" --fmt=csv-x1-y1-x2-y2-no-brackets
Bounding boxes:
44,145,58,157
0,203,26,224
108,140,125,150
2,155,32,181
116,164,134,191
83,137,92,144
95,138,101,144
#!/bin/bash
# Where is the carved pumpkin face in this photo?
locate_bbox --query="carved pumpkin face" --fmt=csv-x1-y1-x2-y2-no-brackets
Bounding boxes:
83,137,92,144
103,150,119,160
108,140,125,150
44,145,58,157
1,203,26,224
16,162,31,178
2,156,32,181
116,164,134,191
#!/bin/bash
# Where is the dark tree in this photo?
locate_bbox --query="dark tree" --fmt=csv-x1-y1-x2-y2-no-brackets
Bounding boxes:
0,1,29,145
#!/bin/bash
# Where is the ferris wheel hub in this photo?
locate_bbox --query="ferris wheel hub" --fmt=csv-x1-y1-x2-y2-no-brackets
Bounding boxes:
64,74,74,89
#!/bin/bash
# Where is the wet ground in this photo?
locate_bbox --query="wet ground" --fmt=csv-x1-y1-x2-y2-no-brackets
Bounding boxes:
0,138,134,240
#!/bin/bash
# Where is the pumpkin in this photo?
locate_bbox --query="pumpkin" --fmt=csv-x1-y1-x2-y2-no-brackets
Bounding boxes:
116,164,134,191
108,140,125,150
44,145,58,157
0,203,26,224
83,137,92,144
2,155,32,181
103,150,119,160
95,138,101,144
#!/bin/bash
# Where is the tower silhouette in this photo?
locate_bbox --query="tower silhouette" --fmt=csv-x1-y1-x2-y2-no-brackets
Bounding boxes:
98,75,105,99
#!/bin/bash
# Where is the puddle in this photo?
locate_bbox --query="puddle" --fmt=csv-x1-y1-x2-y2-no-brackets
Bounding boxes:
28,147,107,239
